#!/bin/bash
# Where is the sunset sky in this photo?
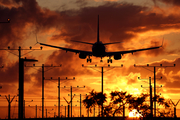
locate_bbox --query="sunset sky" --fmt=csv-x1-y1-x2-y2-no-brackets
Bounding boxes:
0,0,180,118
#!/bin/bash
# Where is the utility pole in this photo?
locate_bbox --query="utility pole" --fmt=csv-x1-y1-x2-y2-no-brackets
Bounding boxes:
66,86,85,117
0,46,41,119
5,94,16,119
139,77,153,117
135,64,175,117
23,99,33,119
76,94,87,117
82,64,123,117
170,99,180,118
25,64,61,118
35,105,37,118
60,105,66,118
139,77,162,117
94,105,95,117
63,97,75,118
46,109,47,118
0,65,3,90
45,77,75,118
28,105,37,118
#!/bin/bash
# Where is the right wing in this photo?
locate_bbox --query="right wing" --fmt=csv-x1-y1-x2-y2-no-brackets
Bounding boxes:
39,42,93,55
106,45,162,57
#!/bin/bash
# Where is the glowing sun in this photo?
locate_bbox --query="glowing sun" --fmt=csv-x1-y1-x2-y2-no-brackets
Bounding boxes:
129,109,143,117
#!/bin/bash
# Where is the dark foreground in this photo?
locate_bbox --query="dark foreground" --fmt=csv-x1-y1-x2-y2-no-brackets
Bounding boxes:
2,117,180,120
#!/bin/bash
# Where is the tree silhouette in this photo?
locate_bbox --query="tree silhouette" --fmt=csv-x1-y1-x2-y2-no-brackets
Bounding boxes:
83,89,107,114
128,93,150,117
155,95,173,117
104,91,134,117
83,90,173,118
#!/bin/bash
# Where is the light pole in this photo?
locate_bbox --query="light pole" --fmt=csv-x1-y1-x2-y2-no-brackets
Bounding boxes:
45,77,75,118
134,63,175,117
5,94,16,119
76,94,87,117
63,97,74,118
28,105,37,118
0,46,42,119
66,86,85,117
0,65,4,90
138,77,153,117
140,77,162,117
25,64,61,118
170,99,180,118
82,64,123,117
61,105,66,118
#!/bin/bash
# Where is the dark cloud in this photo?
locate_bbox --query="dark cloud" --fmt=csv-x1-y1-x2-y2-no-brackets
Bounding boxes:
0,61,19,84
156,0,180,6
0,0,180,99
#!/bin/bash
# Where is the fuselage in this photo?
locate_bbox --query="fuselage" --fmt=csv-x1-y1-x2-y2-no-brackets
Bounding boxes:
92,41,106,57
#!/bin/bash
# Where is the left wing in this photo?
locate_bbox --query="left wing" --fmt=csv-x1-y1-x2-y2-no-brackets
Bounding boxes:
106,45,162,56
39,42,93,55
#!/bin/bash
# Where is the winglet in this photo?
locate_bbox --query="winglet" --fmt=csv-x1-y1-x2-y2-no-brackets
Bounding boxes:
34,34,40,45
36,34,39,44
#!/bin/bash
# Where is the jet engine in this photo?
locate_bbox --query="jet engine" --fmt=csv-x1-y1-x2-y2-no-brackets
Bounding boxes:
79,53,87,59
114,54,121,60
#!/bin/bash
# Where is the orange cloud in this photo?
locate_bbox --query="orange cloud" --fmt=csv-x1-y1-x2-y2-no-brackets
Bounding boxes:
1,1,180,118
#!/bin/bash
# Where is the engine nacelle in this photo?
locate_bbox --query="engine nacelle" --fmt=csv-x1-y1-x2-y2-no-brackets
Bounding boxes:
114,54,121,60
79,53,87,59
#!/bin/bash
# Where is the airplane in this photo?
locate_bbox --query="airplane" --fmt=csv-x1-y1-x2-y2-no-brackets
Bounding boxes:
38,15,163,63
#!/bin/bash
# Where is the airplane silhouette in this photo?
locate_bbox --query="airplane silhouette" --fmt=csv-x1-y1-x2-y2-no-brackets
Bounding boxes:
38,15,162,63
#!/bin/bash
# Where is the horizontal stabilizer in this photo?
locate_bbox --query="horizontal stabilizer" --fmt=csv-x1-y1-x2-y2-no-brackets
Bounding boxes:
71,40,94,45
103,42,123,45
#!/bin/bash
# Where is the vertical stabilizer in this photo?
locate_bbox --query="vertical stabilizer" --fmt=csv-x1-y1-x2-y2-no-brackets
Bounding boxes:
97,15,99,43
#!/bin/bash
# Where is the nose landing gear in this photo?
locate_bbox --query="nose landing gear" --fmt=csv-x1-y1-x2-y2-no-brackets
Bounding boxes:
100,57,103,62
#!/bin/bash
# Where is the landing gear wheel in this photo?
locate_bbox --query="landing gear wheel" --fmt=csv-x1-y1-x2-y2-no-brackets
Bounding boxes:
87,58,92,63
100,59,103,62
107,59,112,63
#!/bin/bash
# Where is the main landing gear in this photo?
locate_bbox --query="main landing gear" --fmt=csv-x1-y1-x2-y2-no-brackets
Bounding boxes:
107,57,112,63
107,59,112,63
87,56,92,63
